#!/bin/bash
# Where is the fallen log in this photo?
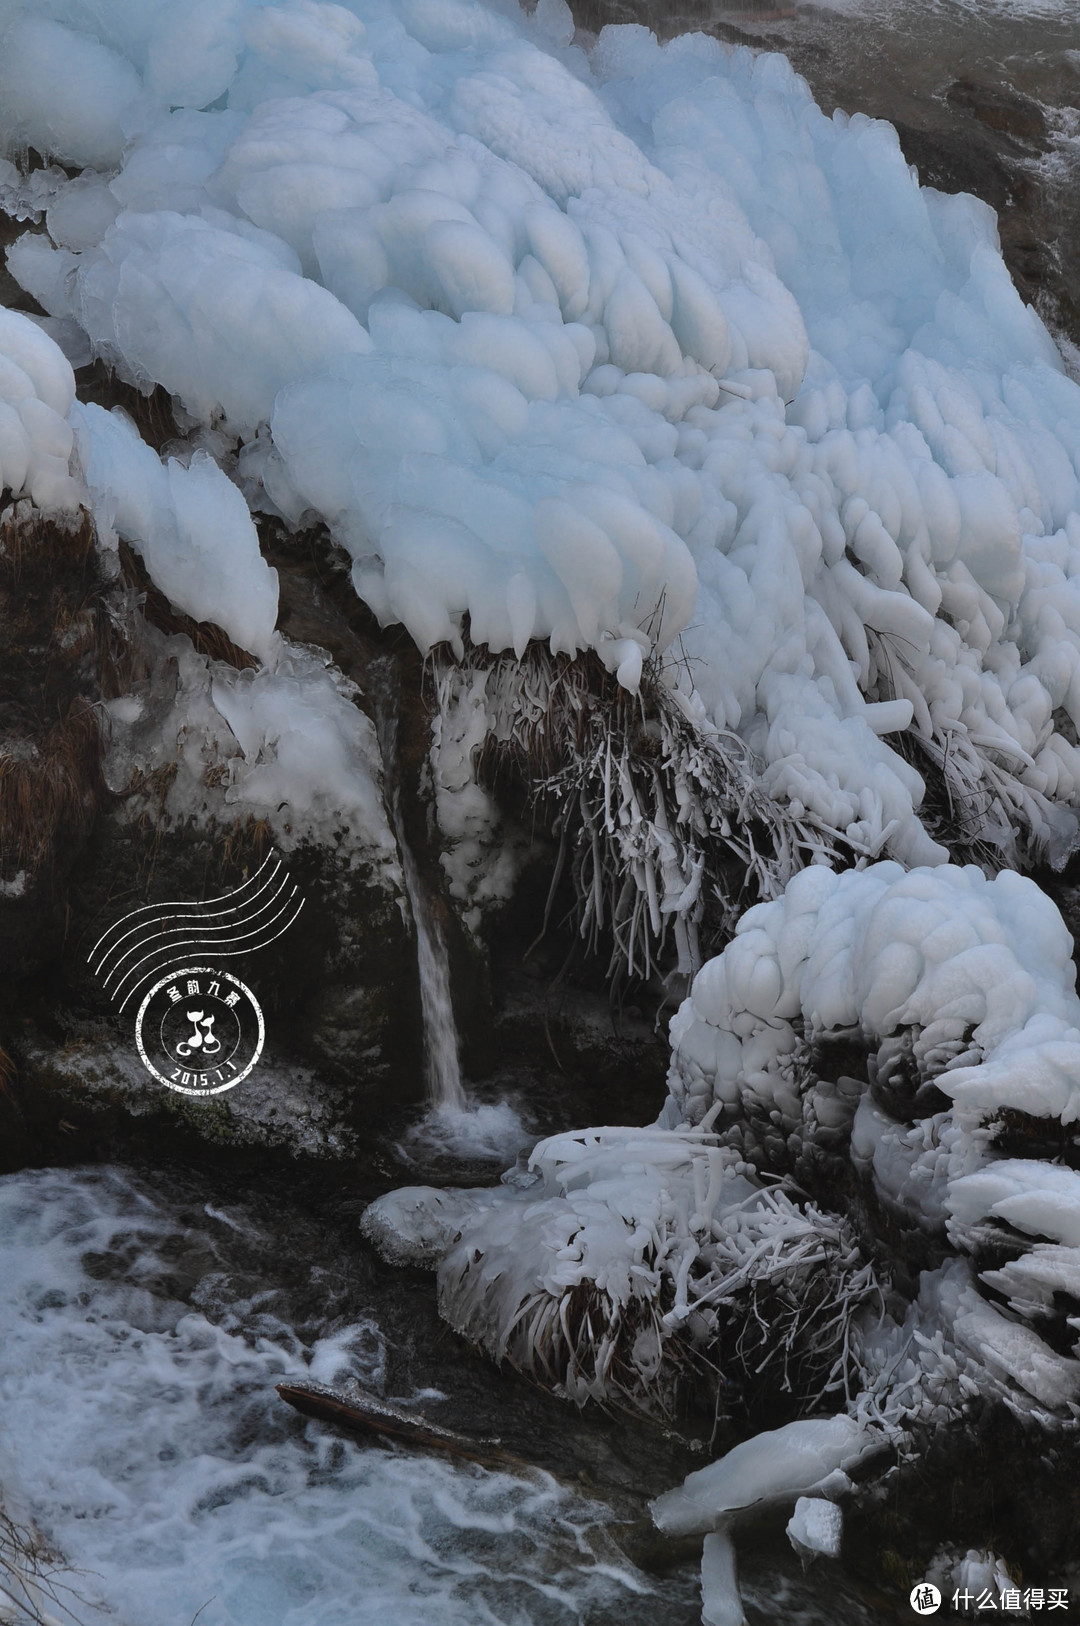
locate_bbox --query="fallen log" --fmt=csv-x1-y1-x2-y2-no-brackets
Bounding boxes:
275,1380,529,1472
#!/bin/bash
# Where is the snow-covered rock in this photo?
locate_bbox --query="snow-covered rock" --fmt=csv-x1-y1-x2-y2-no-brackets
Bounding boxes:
102,631,397,864
665,862,1080,1429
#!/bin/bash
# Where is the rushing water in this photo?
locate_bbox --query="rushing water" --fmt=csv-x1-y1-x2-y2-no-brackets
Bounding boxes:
0,1165,682,1626
0,1164,897,1626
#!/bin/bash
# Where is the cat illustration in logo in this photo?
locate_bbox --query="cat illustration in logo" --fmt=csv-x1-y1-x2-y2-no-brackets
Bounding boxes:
175,1010,222,1058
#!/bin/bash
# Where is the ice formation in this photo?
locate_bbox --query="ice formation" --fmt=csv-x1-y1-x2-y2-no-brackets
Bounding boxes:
73,399,280,662
0,0,1079,870
925,1546,1019,1610
102,632,399,867
364,860,1080,1618
363,1123,880,1408
665,862,1079,1193
0,293,395,866
0,305,81,509
650,1414,877,1534
648,1417,865,1618
785,1496,843,1562
698,1526,743,1626
429,660,522,934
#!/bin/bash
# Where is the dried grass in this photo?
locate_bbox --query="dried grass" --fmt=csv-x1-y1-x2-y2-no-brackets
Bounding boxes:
0,1043,16,1104
436,644,847,982
440,1167,880,1422
0,698,104,876
0,1491,101,1626
0,501,96,577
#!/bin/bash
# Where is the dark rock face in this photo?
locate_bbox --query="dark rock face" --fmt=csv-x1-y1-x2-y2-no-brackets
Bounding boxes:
68,817,421,1086
4,678,432,1169
0,506,426,1167
0,500,112,977
0,482,674,1174
945,78,1048,145
846,1402,1080,1601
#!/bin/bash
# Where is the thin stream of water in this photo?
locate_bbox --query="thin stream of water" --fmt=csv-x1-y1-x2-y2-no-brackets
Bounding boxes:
369,658,467,1113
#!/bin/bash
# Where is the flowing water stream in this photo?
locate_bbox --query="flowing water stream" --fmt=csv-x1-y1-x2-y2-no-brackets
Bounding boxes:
0,1163,895,1626
368,656,531,1166
369,657,467,1114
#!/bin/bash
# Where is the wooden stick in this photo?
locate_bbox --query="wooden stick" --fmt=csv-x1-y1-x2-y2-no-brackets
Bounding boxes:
275,1381,529,1472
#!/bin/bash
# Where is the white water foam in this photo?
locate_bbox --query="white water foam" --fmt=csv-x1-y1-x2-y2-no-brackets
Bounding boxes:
396,1096,534,1165
0,1166,679,1626
796,0,1074,17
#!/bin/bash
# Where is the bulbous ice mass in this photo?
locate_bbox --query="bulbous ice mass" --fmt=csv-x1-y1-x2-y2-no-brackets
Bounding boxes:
666,860,1080,1415
4,0,1080,870
72,400,280,662
0,306,81,509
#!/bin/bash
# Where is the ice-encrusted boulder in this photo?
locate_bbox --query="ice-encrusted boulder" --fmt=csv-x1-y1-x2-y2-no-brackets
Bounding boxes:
666,862,1080,1246
365,860,1080,1620
363,1123,880,1410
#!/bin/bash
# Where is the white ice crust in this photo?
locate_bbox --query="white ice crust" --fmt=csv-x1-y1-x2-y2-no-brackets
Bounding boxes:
102,633,399,867
73,399,281,662
2,0,1080,867
786,1495,843,1561
650,1414,874,1535
0,304,81,509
